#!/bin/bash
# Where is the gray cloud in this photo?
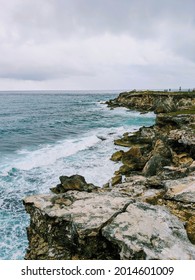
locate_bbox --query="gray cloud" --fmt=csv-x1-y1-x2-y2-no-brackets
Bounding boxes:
0,0,195,88
8,0,195,39
0,65,92,81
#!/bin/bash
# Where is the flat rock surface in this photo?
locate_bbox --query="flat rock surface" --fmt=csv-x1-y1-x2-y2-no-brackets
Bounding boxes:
102,202,195,260
164,173,195,203
24,191,132,238
24,191,195,259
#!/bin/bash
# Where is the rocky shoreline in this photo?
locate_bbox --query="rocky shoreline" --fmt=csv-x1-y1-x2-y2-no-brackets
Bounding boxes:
23,90,195,260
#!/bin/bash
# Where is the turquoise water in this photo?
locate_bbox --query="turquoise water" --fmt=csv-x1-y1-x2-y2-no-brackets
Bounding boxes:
0,91,155,259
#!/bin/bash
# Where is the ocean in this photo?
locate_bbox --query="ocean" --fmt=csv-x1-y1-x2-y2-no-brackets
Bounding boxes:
0,91,155,259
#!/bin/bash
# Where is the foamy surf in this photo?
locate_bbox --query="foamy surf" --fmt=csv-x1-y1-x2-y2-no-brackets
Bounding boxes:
13,134,100,171
2,124,135,175
0,92,155,259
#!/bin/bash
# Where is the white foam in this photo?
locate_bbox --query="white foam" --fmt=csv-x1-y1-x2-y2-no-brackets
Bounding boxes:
13,134,100,171
98,103,156,118
0,198,3,207
1,123,141,176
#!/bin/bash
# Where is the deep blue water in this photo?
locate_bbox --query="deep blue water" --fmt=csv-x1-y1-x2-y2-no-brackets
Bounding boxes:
0,91,155,259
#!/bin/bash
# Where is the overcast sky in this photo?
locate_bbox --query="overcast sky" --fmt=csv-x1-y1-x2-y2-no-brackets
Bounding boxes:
0,0,195,90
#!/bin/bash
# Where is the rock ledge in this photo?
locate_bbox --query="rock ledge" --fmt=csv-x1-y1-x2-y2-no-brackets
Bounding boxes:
23,90,195,259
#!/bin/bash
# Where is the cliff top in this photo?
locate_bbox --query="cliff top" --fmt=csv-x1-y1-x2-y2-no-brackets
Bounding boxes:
119,90,195,97
107,89,195,114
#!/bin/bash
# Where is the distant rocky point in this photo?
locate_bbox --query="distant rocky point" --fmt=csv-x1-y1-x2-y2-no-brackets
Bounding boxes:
23,90,195,260
106,89,195,113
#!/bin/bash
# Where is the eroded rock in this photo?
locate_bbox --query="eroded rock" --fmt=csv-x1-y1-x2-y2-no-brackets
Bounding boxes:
164,174,195,203
23,91,195,260
143,155,170,177
23,192,195,260
107,90,195,113
102,202,195,260
110,150,124,161
50,174,98,194
111,175,122,186
23,191,132,260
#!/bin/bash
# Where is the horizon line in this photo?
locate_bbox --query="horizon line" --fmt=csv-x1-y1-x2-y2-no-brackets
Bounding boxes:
0,87,194,92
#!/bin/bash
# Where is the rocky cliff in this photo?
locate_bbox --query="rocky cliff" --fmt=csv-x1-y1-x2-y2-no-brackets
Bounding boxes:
106,90,195,113
23,90,195,260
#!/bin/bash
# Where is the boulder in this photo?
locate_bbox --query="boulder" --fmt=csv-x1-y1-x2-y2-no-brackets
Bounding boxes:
143,155,170,177
155,174,195,244
145,176,165,189
114,138,132,147
121,145,147,171
152,139,172,158
110,150,124,161
50,174,98,194
117,164,137,175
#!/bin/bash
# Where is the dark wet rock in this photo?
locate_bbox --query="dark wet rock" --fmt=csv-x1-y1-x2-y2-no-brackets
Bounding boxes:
110,150,124,161
97,135,107,141
114,138,133,147
143,155,171,177
121,146,147,171
50,175,98,194
117,164,138,175
111,175,122,186
145,176,165,189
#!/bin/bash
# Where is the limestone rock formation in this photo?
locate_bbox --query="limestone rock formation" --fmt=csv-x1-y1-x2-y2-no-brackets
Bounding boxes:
102,202,195,260
106,90,195,113
23,191,132,260
23,91,195,260
23,191,195,260
112,111,195,180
